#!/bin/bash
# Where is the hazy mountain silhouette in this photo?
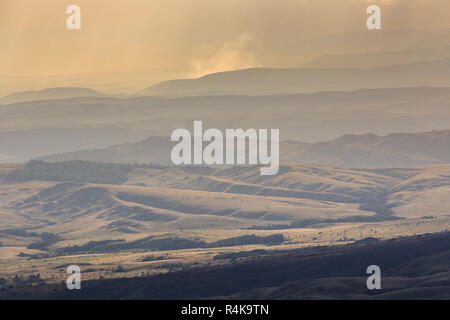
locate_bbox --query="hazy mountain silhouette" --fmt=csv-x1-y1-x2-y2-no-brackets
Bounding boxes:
142,59,450,97
0,87,107,105
289,130,450,167
38,129,450,168
37,136,172,165
0,127,155,162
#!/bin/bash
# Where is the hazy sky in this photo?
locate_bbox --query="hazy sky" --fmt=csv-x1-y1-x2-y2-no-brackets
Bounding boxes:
1,0,450,94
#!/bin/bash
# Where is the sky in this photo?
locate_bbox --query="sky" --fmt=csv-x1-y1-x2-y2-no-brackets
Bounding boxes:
1,0,450,95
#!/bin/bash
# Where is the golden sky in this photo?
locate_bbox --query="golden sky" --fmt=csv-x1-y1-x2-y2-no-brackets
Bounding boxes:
1,0,450,94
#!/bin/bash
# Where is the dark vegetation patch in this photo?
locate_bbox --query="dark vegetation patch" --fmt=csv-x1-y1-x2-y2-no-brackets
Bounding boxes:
358,191,395,217
17,252,53,259
210,234,284,247
248,215,400,230
0,229,39,237
140,255,174,262
0,274,43,290
214,249,268,261
353,237,380,245
56,234,286,255
6,160,168,185
113,265,127,273
6,160,134,185
26,233,62,250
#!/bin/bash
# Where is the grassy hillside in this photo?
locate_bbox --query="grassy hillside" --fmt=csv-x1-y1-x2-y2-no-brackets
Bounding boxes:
1,161,449,242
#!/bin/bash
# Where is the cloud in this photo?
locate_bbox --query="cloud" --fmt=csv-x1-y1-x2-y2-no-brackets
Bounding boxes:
2,0,450,93
188,34,259,78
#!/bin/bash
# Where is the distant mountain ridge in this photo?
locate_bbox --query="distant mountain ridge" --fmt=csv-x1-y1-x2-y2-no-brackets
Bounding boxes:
142,59,450,97
38,129,450,168
290,130,450,167
0,87,107,105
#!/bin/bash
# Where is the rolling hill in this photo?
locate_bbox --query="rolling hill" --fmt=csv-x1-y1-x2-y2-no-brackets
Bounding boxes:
3,160,450,231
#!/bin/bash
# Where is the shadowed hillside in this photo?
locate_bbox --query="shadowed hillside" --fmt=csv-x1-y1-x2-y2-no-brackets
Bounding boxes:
2,232,448,300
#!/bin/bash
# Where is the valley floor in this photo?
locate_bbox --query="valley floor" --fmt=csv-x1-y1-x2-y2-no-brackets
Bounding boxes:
0,161,449,299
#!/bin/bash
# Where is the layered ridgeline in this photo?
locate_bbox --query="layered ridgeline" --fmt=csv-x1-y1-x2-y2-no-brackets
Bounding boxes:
38,129,450,168
139,31,450,97
2,87,450,162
